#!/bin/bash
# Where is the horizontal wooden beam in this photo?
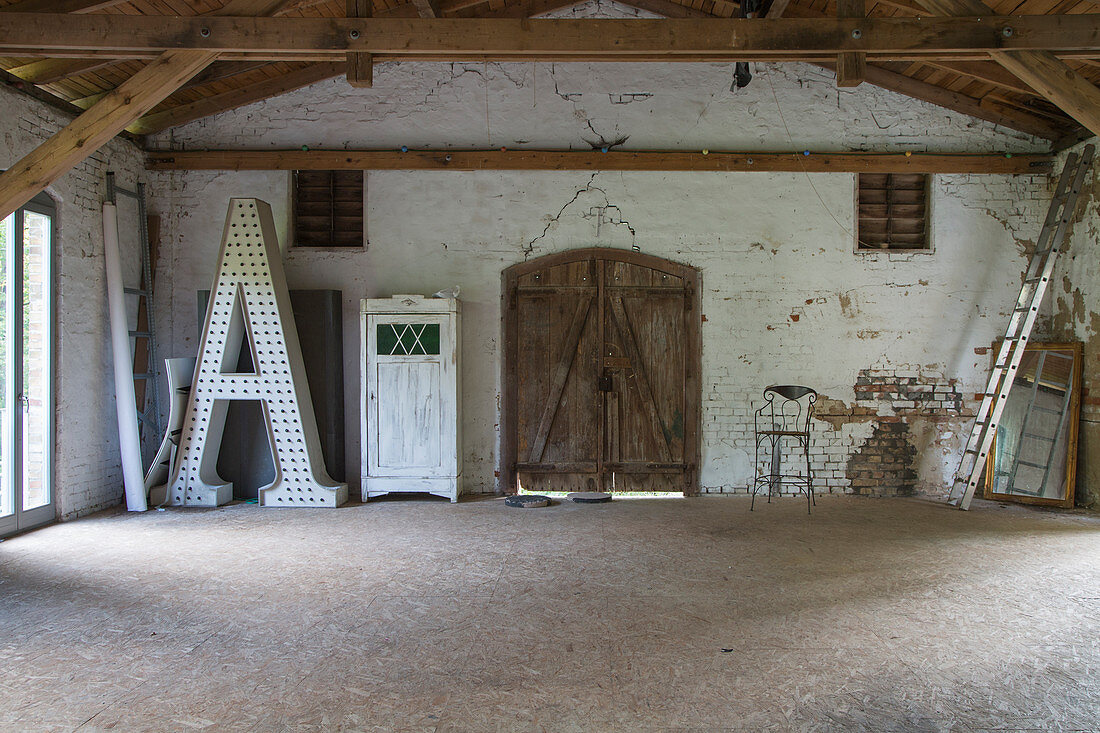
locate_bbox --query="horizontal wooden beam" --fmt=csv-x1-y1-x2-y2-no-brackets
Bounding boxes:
146,148,1052,174
2,15,1100,59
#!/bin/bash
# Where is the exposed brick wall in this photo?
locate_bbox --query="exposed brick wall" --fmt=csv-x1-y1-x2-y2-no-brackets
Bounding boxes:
846,418,919,496
1,82,148,521
854,370,964,414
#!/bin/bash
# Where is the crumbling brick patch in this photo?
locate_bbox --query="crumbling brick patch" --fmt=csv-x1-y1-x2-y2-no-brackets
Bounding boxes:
846,417,919,496
854,368,964,415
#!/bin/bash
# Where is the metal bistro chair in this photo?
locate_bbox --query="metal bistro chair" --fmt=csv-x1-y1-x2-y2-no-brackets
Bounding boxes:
752,385,817,514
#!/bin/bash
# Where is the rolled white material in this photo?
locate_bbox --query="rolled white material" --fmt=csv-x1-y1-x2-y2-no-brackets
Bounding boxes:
103,202,148,512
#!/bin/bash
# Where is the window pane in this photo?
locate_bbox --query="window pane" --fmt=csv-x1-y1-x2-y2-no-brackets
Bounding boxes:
22,211,50,511
377,323,440,356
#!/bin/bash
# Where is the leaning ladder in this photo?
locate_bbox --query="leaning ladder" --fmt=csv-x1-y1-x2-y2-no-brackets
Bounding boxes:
105,173,162,456
947,144,1093,510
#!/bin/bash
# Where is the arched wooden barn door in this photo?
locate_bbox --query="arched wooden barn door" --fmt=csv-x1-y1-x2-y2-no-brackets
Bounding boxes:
501,248,701,495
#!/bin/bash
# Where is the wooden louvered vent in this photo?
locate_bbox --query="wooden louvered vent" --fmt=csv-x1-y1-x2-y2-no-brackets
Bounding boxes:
857,173,930,251
293,170,364,247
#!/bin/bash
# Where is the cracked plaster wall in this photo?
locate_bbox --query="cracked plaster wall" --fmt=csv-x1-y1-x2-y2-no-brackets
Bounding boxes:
143,0,1058,499
1045,140,1100,509
1,83,148,520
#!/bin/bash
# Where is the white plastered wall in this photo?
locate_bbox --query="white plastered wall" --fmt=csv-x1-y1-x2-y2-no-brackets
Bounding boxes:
146,11,1055,498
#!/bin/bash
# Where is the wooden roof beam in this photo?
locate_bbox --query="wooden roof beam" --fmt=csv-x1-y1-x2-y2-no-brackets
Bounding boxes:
0,50,217,220
130,61,344,135
2,15,1099,58
819,62,1067,139
411,0,442,16
912,0,1100,138
146,148,1053,174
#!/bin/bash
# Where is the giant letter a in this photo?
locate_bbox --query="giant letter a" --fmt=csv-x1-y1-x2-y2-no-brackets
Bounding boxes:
167,199,347,507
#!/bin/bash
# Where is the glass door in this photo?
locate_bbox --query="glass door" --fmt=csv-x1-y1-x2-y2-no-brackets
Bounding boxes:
0,193,55,537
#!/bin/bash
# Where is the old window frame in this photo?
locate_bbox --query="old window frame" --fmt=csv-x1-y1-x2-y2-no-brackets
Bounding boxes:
291,170,366,249
854,172,933,253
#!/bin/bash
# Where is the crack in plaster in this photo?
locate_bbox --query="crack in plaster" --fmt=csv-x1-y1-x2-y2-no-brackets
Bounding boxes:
524,172,636,255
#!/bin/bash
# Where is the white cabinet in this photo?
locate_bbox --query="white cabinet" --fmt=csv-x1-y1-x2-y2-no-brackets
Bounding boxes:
361,295,461,502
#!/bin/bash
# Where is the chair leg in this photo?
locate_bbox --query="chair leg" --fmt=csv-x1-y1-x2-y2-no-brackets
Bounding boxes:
805,436,813,514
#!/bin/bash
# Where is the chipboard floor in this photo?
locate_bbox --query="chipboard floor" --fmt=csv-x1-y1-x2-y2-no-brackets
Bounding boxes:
1,494,1098,731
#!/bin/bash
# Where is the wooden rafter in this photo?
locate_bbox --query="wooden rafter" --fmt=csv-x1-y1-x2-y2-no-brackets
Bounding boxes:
1,15,1099,59
0,49,217,219
911,0,1100,138
410,0,442,16
821,62,1067,139
5,57,115,84
131,61,344,134
180,60,270,90
145,148,1053,174
0,0,128,12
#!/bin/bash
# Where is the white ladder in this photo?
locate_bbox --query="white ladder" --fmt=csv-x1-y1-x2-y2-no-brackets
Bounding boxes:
948,144,1093,510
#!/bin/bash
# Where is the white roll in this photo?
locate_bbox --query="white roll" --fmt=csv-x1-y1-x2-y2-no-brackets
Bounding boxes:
103,202,148,512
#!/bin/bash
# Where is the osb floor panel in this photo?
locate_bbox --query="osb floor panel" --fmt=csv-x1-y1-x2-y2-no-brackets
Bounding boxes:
1,495,1099,732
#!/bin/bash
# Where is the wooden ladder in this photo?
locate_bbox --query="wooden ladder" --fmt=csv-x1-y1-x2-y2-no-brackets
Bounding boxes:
947,144,1093,510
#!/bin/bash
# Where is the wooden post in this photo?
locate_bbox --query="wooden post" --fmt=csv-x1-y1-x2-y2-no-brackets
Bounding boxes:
347,0,373,88
0,50,217,220
836,0,865,87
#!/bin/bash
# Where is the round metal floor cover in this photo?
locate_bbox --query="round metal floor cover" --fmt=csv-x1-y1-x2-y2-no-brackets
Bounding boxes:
505,494,551,508
567,491,612,503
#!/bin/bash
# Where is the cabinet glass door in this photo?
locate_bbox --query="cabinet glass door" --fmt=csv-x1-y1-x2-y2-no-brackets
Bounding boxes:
0,194,55,537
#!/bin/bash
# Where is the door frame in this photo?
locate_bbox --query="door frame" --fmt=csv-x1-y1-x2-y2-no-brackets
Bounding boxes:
0,191,58,538
500,247,701,496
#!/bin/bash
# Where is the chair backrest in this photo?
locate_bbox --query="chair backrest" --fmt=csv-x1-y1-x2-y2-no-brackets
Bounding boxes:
756,385,818,434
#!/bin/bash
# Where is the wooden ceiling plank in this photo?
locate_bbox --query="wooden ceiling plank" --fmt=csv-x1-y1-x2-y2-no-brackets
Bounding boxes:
0,49,217,220
3,14,1100,57
145,148,1053,174
6,57,115,83
836,0,865,86
764,0,792,15
922,59,1036,95
179,58,270,88
912,0,1100,138
0,0,128,12
130,60,344,134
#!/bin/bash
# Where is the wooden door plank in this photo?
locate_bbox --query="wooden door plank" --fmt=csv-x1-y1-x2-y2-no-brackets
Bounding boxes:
528,294,593,462
0,49,217,221
608,296,673,462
